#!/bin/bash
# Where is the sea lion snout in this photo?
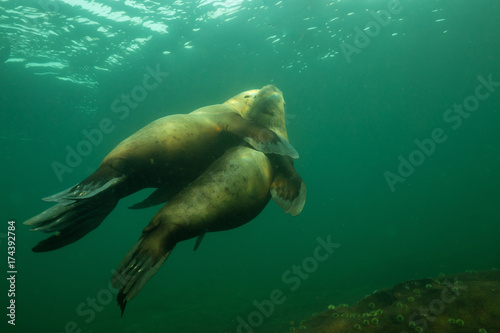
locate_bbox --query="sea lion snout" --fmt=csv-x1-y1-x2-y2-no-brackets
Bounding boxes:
244,85,288,141
223,89,259,114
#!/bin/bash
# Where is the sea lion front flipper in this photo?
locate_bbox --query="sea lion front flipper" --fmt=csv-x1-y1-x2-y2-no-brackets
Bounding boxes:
272,178,306,216
129,187,176,209
219,113,299,159
269,156,306,216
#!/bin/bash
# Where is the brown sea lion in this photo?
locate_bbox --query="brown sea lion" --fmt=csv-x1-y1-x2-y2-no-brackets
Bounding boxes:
111,85,306,314
24,88,298,252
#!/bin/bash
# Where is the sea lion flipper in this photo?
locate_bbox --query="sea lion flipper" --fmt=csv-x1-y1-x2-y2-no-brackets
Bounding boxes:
112,244,172,310
243,133,299,159
112,224,174,308
269,156,306,216
26,201,116,252
271,178,306,216
42,176,124,202
129,187,176,209
220,113,299,159
24,169,125,251
193,233,205,251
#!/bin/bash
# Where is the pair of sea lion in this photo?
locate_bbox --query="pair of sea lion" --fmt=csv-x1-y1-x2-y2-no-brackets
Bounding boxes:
25,87,297,251
25,85,306,314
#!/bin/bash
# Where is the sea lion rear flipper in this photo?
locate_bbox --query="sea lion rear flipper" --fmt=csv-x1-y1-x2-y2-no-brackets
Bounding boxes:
111,223,174,315
25,199,118,252
269,156,306,216
112,243,172,317
30,203,116,251
42,176,123,203
220,113,299,159
24,168,125,251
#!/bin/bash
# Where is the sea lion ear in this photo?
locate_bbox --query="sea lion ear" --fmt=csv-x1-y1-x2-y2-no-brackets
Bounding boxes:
220,113,299,159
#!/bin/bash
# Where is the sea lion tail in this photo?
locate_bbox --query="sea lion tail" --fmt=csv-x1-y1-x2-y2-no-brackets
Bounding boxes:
111,225,174,316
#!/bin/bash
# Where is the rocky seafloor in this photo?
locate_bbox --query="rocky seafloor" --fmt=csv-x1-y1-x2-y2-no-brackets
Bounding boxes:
286,269,500,333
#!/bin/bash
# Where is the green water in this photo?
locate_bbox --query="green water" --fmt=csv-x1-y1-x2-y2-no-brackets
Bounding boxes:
1,1,499,332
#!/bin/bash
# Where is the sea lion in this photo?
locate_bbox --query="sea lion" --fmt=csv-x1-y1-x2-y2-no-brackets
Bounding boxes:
111,85,306,314
24,88,298,252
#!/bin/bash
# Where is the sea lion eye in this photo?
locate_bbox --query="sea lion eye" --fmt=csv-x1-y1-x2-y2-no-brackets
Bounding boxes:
244,95,251,98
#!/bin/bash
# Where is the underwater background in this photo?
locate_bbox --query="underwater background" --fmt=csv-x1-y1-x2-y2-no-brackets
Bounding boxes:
1,0,499,332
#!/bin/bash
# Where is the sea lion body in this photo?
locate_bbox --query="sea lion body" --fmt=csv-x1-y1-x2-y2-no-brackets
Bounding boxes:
63,93,259,197
144,146,273,246
24,89,298,252
113,146,274,310
100,106,246,192
112,85,306,313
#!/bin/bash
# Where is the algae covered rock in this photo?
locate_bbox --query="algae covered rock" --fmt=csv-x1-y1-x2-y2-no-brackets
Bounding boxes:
289,269,500,333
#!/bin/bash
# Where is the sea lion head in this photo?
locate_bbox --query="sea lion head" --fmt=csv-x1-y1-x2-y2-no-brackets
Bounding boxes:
223,89,260,115
244,85,289,142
